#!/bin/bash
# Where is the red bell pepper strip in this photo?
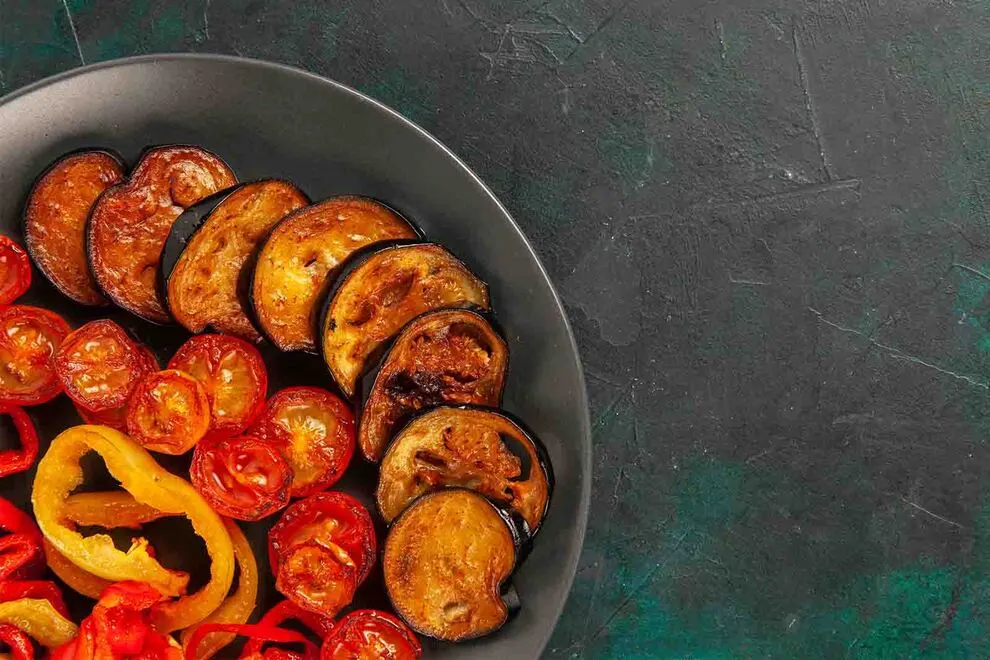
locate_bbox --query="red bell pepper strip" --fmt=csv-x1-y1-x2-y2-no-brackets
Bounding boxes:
183,623,318,660
0,622,35,660
239,601,333,659
0,406,39,477
0,497,43,581
0,580,69,618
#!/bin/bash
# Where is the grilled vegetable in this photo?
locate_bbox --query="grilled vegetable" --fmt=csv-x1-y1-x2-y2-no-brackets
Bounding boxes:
320,243,489,398
251,197,418,352
268,492,375,618
0,236,32,306
0,406,39,478
190,434,293,521
377,406,552,535
248,386,355,497
321,609,421,660
383,489,520,642
23,150,125,306
168,334,268,437
126,369,211,454
238,600,333,659
358,309,507,461
87,145,236,323
0,306,71,406
54,319,153,413
163,180,309,340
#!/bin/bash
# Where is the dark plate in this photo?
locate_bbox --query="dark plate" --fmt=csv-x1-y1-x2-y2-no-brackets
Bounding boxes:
0,54,590,658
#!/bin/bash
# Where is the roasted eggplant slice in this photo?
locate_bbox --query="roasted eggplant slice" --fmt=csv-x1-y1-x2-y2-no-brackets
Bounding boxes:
251,197,418,352
163,179,309,340
320,243,490,398
377,406,552,535
358,309,507,461
23,150,125,305
383,489,521,642
87,145,237,323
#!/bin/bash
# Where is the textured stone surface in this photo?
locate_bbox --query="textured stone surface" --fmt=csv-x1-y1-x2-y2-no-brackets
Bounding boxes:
7,1,990,657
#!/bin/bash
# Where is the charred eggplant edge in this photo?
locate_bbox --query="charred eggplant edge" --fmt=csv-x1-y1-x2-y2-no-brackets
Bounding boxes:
84,143,236,325
159,179,310,333
21,147,127,306
384,487,525,642
379,403,554,548
247,196,423,353
317,240,491,397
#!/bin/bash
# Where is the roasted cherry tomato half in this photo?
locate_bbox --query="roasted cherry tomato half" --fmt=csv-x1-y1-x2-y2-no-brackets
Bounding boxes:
0,236,31,306
0,305,71,406
54,319,151,412
168,335,267,436
126,370,210,454
274,541,357,619
249,387,355,497
321,610,421,660
74,402,127,432
190,434,293,521
268,492,375,617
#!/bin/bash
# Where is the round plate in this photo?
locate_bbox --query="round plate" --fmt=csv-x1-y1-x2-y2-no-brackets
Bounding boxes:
0,55,590,658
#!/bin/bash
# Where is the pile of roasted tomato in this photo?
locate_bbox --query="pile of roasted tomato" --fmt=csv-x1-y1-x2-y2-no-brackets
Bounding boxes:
0,144,555,658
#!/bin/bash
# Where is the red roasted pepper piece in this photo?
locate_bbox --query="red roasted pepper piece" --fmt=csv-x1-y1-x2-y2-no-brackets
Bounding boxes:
52,581,181,660
0,622,35,660
183,623,318,660
239,601,333,660
0,406,39,478
0,497,43,581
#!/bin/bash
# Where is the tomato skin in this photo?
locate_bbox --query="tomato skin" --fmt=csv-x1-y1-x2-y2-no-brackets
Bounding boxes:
249,387,355,497
191,434,293,521
54,319,150,412
0,305,71,406
0,236,32,306
168,334,268,436
321,610,421,660
269,492,376,589
126,369,210,454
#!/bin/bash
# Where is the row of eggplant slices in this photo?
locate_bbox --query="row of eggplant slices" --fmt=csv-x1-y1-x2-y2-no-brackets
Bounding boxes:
23,145,555,643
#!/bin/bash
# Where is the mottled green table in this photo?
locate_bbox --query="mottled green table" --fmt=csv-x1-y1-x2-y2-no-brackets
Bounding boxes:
6,1,990,657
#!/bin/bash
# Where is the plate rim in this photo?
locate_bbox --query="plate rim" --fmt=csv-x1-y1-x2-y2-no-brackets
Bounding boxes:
0,52,592,656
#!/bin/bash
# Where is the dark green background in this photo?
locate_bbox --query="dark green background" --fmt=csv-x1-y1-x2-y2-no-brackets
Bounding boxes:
6,0,990,657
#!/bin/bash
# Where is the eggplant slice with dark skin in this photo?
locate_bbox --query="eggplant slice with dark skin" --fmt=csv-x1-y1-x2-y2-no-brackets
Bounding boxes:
87,145,237,323
383,489,522,642
251,196,418,352
358,308,508,462
377,406,552,535
320,242,490,399
23,150,126,306
163,179,309,340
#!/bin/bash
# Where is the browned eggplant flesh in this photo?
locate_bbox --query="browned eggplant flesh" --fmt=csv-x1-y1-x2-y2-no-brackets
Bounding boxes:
251,197,418,352
359,309,507,461
383,489,518,641
321,243,490,398
165,179,309,340
377,406,551,534
24,150,125,305
87,145,237,323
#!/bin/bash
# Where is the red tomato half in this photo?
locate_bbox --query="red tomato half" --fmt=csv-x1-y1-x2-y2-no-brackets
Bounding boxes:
190,434,293,521
249,387,355,497
268,492,376,617
55,319,151,412
126,370,210,454
321,610,421,660
0,236,31,306
168,335,267,436
0,305,70,406
75,402,127,432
